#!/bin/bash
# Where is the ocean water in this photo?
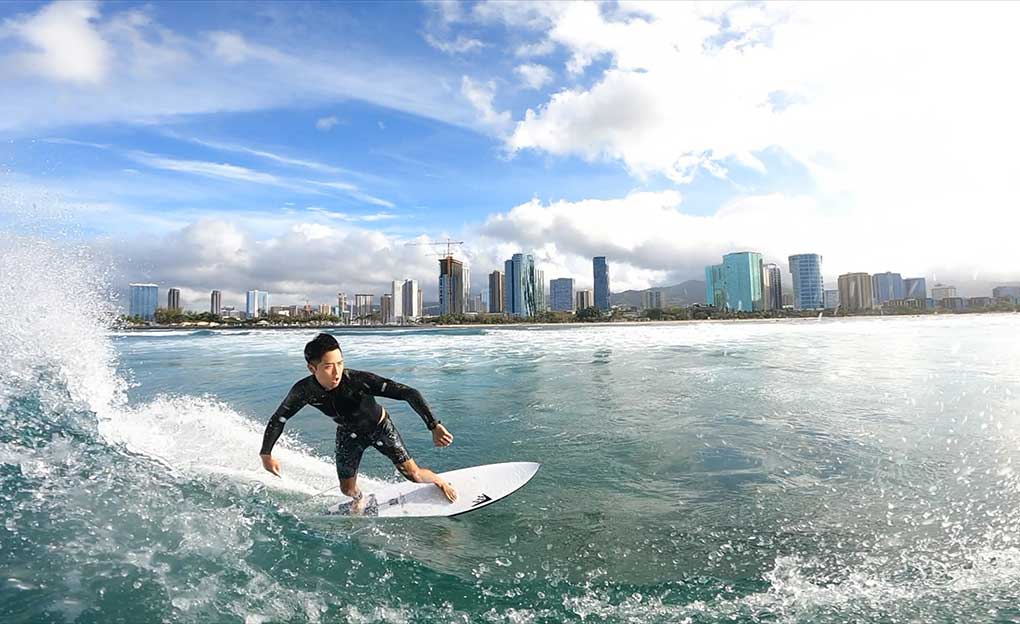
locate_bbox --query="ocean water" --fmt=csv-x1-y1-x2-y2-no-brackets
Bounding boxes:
3,239,1020,622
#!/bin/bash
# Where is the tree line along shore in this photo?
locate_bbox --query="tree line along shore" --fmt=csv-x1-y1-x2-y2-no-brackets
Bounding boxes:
115,301,1020,330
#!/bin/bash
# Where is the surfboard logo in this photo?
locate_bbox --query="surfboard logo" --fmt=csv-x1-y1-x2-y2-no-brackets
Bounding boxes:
471,494,492,508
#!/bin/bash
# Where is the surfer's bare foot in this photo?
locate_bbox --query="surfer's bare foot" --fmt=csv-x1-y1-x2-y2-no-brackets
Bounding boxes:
349,494,367,515
436,479,457,502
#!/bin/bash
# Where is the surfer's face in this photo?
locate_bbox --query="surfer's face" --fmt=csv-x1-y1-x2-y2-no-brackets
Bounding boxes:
309,348,344,390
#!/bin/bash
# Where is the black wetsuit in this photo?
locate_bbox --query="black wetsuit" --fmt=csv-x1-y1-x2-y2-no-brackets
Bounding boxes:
260,369,439,480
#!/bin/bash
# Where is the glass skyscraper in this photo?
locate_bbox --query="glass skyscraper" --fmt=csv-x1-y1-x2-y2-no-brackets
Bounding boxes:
723,252,764,312
488,271,504,313
401,280,420,320
788,254,824,310
550,278,574,312
593,257,610,312
167,287,181,311
246,290,269,319
504,253,538,317
872,272,904,304
535,268,546,313
762,263,782,311
705,264,726,308
904,277,927,300
129,283,158,320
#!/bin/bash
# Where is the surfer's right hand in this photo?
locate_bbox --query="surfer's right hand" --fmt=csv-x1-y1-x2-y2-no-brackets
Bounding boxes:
260,454,281,477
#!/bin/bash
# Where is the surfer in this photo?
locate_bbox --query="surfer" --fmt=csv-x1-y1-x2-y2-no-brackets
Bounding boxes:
259,333,457,513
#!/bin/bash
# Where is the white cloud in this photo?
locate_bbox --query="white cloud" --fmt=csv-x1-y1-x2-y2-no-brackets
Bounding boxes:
471,1,565,31
307,181,395,208
461,76,512,133
0,3,481,134
514,63,554,90
471,188,1019,293
44,138,395,207
514,39,556,58
129,152,398,207
306,207,396,222
496,2,1020,276
315,115,339,131
165,132,374,181
424,33,485,55
112,218,443,310
208,31,258,64
127,152,288,187
3,0,111,84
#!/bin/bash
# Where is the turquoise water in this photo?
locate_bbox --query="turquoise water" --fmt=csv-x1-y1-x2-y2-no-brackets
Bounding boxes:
3,241,1020,622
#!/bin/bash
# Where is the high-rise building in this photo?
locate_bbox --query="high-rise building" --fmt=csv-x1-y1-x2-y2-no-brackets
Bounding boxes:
593,257,611,312
550,278,575,312
337,293,349,324
210,290,222,315
904,278,927,300
417,289,424,318
354,294,373,324
439,257,467,315
381,294,394,324
705,264,726,308
788,254,824,310
464,293,485,314
318,304,331,316
167,287,181,311
391,280,405,324
246,290,270,319
993,286,1020,301
504,253,539,317
724,252,764,312
246,290,261,319
872,272,905,304
705,253,764,312
824,289,840,310
642,288,663,310
762,263,782,311
534,268,546,313
129,283,158,320
488,271,504,314
838,273,874,311
400,280,420,321
576,289,594,311
931,284,957,301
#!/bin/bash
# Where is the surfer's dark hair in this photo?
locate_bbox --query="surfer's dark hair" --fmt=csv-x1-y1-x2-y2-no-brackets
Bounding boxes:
304,333,342,364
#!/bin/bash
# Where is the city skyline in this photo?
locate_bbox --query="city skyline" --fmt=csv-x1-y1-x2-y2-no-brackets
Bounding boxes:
127,242,1018,319
4,2,1019,315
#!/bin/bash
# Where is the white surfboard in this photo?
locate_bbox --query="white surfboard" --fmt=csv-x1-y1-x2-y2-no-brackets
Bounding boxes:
325,461,540,518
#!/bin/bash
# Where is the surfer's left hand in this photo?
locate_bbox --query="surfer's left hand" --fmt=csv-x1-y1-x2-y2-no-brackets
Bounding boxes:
432,424,453,447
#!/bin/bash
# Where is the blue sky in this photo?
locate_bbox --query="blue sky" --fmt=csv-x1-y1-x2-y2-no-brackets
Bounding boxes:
1,1,1017,308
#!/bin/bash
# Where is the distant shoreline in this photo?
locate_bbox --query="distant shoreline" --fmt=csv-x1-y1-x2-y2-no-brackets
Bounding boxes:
113,310,1018,332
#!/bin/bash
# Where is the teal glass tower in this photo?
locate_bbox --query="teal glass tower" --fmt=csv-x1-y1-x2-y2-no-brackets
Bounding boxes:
129,283,158,320
788,254,824,310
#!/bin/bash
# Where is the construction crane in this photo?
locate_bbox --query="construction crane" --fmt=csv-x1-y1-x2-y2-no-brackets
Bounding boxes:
405,239,464,259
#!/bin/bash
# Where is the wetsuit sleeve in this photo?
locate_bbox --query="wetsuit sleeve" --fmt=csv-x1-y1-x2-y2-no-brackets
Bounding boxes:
358,371,440,430
259,380,308,455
